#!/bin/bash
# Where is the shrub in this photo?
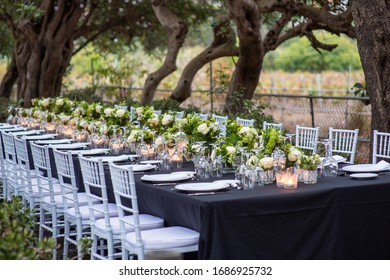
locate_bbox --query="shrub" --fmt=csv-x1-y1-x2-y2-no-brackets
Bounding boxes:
0,197,55,259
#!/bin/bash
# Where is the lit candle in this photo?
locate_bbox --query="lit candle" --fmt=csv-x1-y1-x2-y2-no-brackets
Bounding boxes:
284,173,298,189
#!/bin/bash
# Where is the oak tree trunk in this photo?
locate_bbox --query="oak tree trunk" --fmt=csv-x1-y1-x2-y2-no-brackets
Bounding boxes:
0,53,18,100
170,16,238,103
140,0,187,105
0,0,83,107
351,0,390,133
224,0,263,114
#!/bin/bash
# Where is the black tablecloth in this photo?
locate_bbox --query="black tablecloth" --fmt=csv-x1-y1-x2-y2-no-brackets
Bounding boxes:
128,167,390,260
26,139,390,260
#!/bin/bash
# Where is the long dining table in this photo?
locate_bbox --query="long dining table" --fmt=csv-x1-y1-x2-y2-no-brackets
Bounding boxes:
23,137,390,260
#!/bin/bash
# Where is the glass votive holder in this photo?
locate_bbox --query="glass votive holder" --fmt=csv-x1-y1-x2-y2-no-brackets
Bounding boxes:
303,169,318,184
283,173,298,189
275,172,286,188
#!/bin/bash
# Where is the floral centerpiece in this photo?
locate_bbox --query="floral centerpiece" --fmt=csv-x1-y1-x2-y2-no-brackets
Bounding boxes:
103,107,130,127
299,154,321,184
135,106,157,127
284,144,303,168
191,119,221,147
261,127,284,156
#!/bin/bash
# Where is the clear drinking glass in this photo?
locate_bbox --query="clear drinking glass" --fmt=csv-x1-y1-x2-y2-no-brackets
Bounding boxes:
319,139,338,177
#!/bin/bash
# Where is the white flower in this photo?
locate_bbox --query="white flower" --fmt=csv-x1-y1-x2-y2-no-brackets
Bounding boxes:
99,125,108,135
33,110,42,118
162,114,173,125
79,120,88,129
73,109,80,117
226,146,236,155
136,107,143,115
191,144,201,153
247,156,259,167
68,101,75,107
149,116,159,126
239,127,250,135
62,115,71,123
116,109,126,118
197,123,210,135
87,124,95,133
55,99,64,106
288,148,302,162
41,99,50,107
155,136,163,146
260,157,274,170
96,105,103,113
104,108,113,117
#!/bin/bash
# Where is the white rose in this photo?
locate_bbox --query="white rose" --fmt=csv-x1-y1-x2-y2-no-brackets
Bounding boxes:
149,117,159,126
197,123,210,135
136,107,143,115
41,99,50,107
99,125,108,135
162,114,173,125
96,105,103,113
79,120,88,129
33,110,41,118
68,101,75,107
104,108,113,117
191,144,201,153
116,109,126,118
247,155,259,167
155,136,163,146
239,127,250,135
226,146,236,155
74,109,80,117
260,157,274,170
55,99,64,106
288,148,302,162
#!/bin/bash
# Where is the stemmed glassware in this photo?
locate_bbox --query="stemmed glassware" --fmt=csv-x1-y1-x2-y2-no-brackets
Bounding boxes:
319,139,338,177
136,130,150,160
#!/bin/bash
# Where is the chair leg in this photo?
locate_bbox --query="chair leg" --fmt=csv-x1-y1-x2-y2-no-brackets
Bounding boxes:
63,219,70,260
91,233,98,260
107,235,114,260
38,208,45,241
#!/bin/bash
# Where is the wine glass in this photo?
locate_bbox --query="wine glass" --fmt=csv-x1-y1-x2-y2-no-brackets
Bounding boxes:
319,139,338,177
285,133,295,145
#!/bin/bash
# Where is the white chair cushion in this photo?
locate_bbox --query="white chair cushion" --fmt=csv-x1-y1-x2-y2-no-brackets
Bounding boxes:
125,226,199,250
95,214,164,234
25,181,62,197
66,203,118,220
42,192,92,207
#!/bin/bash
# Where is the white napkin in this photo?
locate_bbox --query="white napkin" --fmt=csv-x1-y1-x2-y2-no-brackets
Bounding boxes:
92,155,130,162
375,160,390,170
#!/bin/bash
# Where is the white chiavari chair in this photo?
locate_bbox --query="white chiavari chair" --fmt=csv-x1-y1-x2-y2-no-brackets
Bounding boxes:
328,128,359,164
212,114,228,136
372,130,390,163
295,125,320,154
236,117,254,127
263,121,283,131
109,163,198,260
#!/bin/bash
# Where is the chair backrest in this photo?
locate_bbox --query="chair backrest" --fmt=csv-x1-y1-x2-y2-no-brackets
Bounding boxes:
130,106,137,122
372,130,390,163
30,142,57,203
211,114,228,136
198,113,208,121
236,117,254,127
295,125,320,154
14,137,35,206
263,121,283,131
109,163,144,259
2,132,19,197
328,128,359,164
0,133,6,198
174,111,185,119
79,156,112,226
53,149,80,213
115,105,128,110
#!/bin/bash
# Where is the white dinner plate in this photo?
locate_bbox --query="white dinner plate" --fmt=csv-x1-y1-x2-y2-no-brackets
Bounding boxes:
91,155,130,162
70,149,110,156
349,173,378,179
342,164,390,173
0,127,24,132
122,164,156,172
49,143,89,150
22,134,58,140
140,160,163,165
175,182,230,192
171,171,196,176
35,139,73,145
141,173,192,182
